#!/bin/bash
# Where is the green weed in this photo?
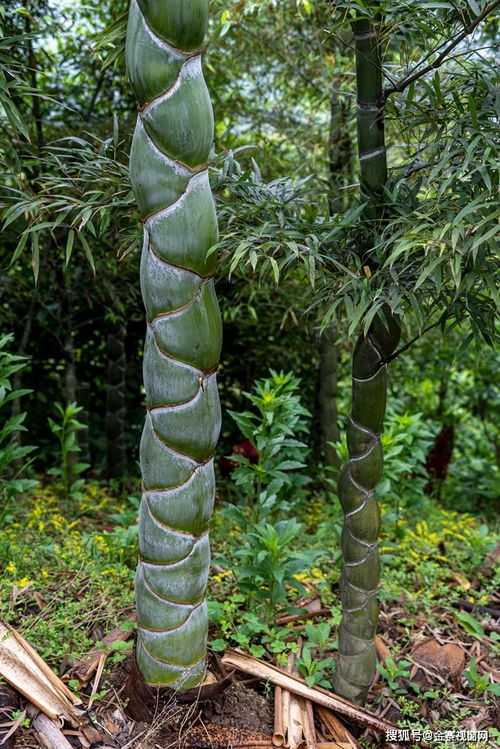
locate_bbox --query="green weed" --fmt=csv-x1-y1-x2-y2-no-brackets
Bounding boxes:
0,333,38,523
48,402,89,502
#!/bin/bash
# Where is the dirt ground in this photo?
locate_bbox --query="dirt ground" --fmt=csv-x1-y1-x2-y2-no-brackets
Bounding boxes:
2,595,499,748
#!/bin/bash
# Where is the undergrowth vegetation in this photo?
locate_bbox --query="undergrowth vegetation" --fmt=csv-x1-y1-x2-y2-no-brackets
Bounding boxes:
0,352,498,746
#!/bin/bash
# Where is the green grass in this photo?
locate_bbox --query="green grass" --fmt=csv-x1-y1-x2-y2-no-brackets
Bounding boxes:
0,482,136,666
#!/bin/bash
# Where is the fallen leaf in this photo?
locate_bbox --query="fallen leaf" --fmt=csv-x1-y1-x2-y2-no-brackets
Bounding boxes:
448,571,471,591
411,639,465,685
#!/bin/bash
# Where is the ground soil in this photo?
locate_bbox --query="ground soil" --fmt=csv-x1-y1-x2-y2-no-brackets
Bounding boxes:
6,595,500,748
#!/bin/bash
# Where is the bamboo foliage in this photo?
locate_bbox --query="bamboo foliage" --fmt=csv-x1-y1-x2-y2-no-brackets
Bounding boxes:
126,0,221,687
333,5,401,704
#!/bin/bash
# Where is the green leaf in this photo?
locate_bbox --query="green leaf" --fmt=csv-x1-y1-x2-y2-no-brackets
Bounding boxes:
455,610,484,639
65,230,75,266
79,233,96,274
9,232,29,266
210,639,227,652
31,232,40,283
110,640,133,652
414,256,443,291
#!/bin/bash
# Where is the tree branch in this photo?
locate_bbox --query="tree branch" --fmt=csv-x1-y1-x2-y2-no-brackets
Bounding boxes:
388,313,448,361
382,0,500,99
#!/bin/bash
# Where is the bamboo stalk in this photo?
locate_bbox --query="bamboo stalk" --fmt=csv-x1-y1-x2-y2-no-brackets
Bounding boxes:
127,0,221,689
287,653,306,749
27,706,74,749
302,699,317,749
221,650,395,735
273,686,286,747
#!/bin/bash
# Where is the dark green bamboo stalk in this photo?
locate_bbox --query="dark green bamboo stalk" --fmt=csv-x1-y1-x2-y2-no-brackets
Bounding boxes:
333,7,401,704
126,0,221,688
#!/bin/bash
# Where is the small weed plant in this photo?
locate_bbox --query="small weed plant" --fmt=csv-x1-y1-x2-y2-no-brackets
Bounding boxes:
296,623,336,688
464,655,500,698
377,655,415,695
0,333,38,523
48,402,89,501
208,593,300,660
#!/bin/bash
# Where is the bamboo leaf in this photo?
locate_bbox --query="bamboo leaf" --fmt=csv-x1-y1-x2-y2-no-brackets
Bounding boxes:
414,256,443,290
79,234,96,274
65,230,75,266
31,232,40,283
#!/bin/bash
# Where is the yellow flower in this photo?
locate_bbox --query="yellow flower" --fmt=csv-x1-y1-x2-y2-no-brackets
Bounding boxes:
311,568,325,579
92,534,109,553
213,570,233,583
5,561,17,574
17,577,30,588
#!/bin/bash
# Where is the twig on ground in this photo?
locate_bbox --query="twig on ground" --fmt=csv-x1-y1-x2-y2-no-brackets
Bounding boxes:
88,651,107,710
65,615,137,686
26,705,73,749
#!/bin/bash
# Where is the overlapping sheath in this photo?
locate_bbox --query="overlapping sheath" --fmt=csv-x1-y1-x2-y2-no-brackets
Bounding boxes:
126,0,221,687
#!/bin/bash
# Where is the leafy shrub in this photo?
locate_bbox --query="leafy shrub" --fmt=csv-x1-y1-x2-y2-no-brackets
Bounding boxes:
217,370,320,620
226,369,311,523
0,333,38,523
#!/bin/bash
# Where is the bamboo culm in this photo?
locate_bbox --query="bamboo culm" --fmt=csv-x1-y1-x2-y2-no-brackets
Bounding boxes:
126,0,221,687
333,6,401,703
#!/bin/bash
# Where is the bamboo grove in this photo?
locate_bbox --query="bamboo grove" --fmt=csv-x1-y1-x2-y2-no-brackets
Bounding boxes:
123,0,500,701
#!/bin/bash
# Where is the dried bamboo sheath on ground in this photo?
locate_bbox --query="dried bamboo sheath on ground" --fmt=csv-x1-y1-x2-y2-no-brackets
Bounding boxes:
126,0,221,686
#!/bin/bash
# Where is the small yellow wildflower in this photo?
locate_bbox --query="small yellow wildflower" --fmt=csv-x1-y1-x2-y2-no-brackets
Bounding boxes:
213,570,233,583
17,577,30,588
311,568,325,579
5,561,17,574
92,535,109,553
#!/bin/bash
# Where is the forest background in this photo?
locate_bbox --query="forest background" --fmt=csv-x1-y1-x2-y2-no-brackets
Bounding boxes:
0,0,499,745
